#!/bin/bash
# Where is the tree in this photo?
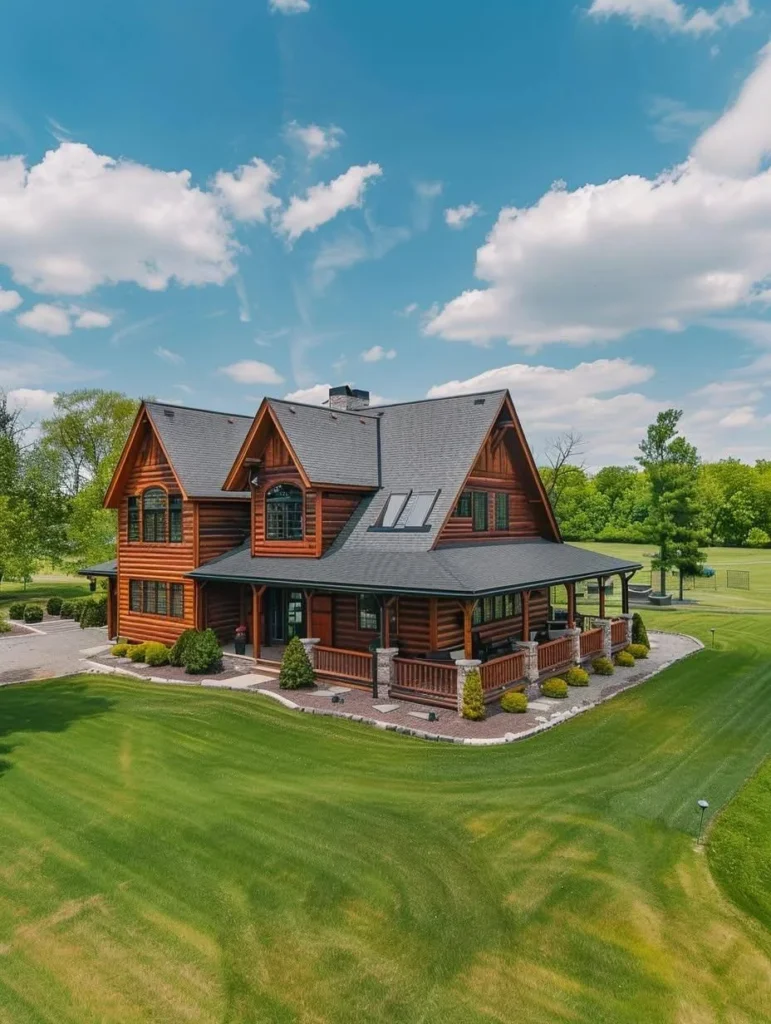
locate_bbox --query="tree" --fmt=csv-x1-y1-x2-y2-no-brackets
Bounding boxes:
637,410,703,596
541,431,585,512
279,636,315,689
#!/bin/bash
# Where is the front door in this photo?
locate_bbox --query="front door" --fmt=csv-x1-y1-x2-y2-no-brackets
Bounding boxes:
312,594,333,647
267,589,305,644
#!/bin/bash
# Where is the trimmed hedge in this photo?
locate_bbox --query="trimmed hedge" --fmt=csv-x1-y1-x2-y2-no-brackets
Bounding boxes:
110,643,129,657
46,596,63,615
128,644,148,663
541,677,568,699
592,656,614,676
563,666,590,687
626,643,649,660
59,600,74,618
632,612,650,649
279,636,315,689
615,650,635,668
169,629,197,668
461,669,486,720
8,602,26,620
144,642,170,667
23,605,44,624
500,690,528,713
183,629,223,675
80,596,108,629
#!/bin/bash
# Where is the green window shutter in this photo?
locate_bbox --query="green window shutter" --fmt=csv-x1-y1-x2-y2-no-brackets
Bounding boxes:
472,492,488,532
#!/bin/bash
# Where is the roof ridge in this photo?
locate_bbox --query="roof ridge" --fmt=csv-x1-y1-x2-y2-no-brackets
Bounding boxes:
269,388,508,417
146,400,253,420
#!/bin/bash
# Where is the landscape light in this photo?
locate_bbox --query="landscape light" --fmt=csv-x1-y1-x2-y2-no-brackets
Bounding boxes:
697,799,709,843
710,629,716,649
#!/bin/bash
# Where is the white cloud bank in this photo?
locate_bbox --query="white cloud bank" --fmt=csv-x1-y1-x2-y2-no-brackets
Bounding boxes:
16,302,112,336
361,345,396,362
445,203,481,229
213,158,281,222
279,164,383,241
286,122,344,160
218,360,284,385
426,43,771,348
269,0,310,12
588,0,752,35
0,287,22,312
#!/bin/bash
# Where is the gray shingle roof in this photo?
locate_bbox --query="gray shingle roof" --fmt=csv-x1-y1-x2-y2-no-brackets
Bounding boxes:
78,559,117,577
189,540,641,597
146,402,253,498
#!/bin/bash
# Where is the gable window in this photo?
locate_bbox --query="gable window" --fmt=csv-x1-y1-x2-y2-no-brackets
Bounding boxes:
143,489,167,543
128,497,140,541
266,483,303,541
495,492,509,531
472,491,488,532
358,594,380,632
453,491,472,518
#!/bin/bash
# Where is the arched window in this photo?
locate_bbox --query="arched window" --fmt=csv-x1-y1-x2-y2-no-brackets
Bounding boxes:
266,484,303,541
143,488,167,542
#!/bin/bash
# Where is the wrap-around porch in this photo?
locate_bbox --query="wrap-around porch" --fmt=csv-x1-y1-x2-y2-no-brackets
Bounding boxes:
197,571,635,709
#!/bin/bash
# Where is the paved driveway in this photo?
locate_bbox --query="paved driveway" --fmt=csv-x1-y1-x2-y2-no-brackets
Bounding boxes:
0,618,109,685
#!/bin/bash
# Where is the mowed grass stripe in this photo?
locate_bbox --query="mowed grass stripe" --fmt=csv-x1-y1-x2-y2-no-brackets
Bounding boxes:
1,613,770,1022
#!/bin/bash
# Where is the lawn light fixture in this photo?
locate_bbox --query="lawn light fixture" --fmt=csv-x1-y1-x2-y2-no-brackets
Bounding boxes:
331,694,345,705
427,711,438,722
697,799,709,843
710,629,716,649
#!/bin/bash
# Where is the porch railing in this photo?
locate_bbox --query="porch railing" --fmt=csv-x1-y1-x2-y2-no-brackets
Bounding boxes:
392,657,457,700
537,636,574,675
579,627,604,660
479,651,526,698
315,646,373,684
611,619,627,649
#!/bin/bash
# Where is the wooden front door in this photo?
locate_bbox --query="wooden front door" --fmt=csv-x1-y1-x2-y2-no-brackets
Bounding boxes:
311,594,333,646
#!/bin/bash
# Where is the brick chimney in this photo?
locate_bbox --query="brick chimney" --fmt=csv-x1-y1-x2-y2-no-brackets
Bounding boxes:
328,385,370,412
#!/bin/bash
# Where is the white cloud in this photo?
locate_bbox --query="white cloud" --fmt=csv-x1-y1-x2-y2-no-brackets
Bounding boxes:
397,302,419,317
218,359,284,385
279,163,383,241
0,287,22,312
648,97,712,143
312,219,410,290
361,345,396,362
0,142,237,295
155,346,184,365
415,181,443,199
587,0,752,35
73,309,112,329
284,382,387,406
7,388,57,417
445,203,481,229
269,0,310,12
286,121,344,160
426,44,771,349
16,303,72,336
0,341,102,390
213,158,281,222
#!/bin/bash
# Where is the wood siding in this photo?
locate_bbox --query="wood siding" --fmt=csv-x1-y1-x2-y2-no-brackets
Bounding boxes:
437,430,544,545
433,591,549,651
198,500,250,563
251,421,318,557
204,583,243,644
321,491,361,552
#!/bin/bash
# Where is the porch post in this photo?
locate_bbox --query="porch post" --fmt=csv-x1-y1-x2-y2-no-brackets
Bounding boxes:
567,626,581,666
456,659,482,717
375,647,399,699
521,590,531,641
251,584,265,661
195,581,207,631
620,612,634,646
621,574,630,615
598,577,606,619
593,618,612,659
567,582,576,629
515,641,540,685
107,578,117,640
463,600,478,659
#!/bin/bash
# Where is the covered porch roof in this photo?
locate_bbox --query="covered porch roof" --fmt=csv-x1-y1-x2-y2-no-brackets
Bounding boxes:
78,559,117,578
187,539,641,598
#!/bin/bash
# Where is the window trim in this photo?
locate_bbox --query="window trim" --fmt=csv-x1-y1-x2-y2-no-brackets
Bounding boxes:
128,488,184,544
472,491,489,532
357,593,380,632
127,579,185,619
494,492,509,532
474,591,523,627
127,496,140,542
264,481,305,542
453,490,473,518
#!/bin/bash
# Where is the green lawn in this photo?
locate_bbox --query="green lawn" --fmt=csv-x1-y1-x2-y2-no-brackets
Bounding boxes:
1,614,770,1022
0,574,91,613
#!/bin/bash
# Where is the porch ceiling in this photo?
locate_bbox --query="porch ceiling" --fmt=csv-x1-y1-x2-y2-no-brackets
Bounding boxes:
187,539,642,599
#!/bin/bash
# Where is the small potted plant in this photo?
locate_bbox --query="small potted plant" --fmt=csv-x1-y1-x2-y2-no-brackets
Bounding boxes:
234,625,248,656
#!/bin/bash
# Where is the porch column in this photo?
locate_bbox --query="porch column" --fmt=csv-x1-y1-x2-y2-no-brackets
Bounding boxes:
567,626,581,666
620,612,634,646
593,618,612,659
456,659,482,717
251,584,265,660
195,581,207,631
621,574,630,615
515,641,540,685
566,582,576,629
598,577,606,619
463,600,478,659
521,590,531,641
300,637,320,669
375,647,399,699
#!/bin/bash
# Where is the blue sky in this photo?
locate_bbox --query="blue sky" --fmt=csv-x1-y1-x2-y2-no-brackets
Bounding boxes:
1,0,771,465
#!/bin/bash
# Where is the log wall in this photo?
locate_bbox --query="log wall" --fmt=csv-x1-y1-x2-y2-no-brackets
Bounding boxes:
198,501,251,563
204,583,243,643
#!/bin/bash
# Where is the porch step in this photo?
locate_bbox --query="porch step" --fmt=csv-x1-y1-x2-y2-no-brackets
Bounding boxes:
249,658,281,676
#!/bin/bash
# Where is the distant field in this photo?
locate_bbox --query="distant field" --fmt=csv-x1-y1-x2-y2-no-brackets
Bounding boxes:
575,542,771,613
0,574,91,613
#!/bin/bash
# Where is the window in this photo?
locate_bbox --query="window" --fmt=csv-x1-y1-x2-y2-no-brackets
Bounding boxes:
402,492,438,528
495,492,509,531
128,579,183,617
358,594,380,632
143,488,167,542
472,603,482,626
380,492,410,528
453,491,472,518
170,584,184,619
266,484,304,540
128,497,140,541
129,580,141,612
169,496,183,543
472,491,488,532
476,592,522,625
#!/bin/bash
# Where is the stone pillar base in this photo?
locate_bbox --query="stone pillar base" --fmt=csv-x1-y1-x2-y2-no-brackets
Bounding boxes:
300,637,320,669
515,640,540,683
456,659,482,716
620,612,634,646
593,619,613,659
375,647,399,700
566,626,581,666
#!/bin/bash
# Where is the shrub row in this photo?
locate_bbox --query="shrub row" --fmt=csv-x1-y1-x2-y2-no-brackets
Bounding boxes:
500,690,527,714
111,629,223,675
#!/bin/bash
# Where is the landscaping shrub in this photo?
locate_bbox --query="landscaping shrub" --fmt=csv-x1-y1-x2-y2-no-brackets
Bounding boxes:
541,677,568,699
563,666,590,687
0,614,11,634
169,629,198,667
279,636,315,689
23,605,44,624
8,602,26,620
183,629,223,675
59,600,73,618
500,690,528,713
615,650,635,668
46,596,63,615
110,643,129,657
79,596,108,629
592,656,614,676
144,642,170,667
461,668,486,720
128,644,148,663
626,643,649,660
62,598,86,621
632,612,650,649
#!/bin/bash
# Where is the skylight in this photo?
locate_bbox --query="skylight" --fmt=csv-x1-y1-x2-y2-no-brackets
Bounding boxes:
371,489,440,532
401,492,438,528
381,492,410,528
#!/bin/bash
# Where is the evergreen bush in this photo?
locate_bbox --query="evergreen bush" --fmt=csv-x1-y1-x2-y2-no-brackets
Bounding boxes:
279,636,315,689
110,643,129,657
615,650,635,668
0,614,11,634
626,643,649,660
59,600,73,618
128,644,148,663
563,666,590,687
8,602,26,620
183,629,223,674
592,656,614,676
461,668,486,720
80,596,108,629
632,613,650,649
169,629,197,667
541,677,568,699
46,597,63,615
23,605,44,624
144,642,170,667
500,690,528,713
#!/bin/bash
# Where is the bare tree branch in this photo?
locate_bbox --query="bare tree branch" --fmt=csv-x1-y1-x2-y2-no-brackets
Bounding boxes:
543,431,586,508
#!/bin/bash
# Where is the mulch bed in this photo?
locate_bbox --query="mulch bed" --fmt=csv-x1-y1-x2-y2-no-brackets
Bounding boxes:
88,651,247,684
